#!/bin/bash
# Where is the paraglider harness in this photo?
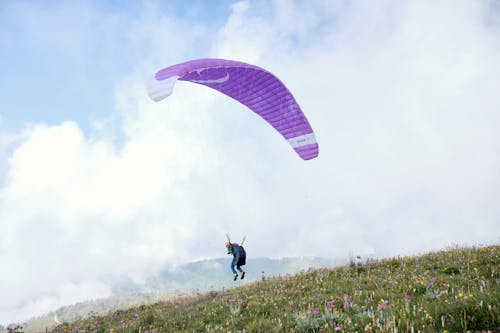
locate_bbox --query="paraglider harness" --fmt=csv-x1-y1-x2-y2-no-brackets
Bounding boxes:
226,235,246,267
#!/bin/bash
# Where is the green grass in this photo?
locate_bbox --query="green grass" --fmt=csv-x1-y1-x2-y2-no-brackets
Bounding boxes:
49,245,498,333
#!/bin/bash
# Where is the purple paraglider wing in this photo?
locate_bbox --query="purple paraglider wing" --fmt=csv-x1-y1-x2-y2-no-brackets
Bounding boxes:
147,58,318,160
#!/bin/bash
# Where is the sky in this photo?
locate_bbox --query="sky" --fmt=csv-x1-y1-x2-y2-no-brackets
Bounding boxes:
1,0,500,325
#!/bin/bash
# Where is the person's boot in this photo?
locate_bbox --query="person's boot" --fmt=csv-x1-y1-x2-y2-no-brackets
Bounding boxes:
241,272,245,279
233,273,238,281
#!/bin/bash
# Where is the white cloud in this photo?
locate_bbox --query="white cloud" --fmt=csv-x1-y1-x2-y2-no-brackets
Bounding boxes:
0,281,111,325
1,0,500,325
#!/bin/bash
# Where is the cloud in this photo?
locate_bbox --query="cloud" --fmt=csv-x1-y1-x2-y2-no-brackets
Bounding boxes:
206,0,500,255
0,281,111,326
1,0,500,325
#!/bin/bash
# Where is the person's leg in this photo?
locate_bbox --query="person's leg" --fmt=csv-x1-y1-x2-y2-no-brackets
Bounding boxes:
231,262,237,274
237,266,245,279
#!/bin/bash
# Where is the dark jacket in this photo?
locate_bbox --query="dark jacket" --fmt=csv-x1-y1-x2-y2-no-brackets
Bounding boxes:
230,244,246,266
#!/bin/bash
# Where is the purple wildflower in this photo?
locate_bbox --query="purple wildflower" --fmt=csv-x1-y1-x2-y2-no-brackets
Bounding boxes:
425,278,436,288
326,300,336,309
343,294,352,307
309,306,321,315
378,300,389,311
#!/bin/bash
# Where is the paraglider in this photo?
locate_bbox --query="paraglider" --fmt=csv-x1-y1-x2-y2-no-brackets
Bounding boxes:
147,58,319,160
226,234,246,281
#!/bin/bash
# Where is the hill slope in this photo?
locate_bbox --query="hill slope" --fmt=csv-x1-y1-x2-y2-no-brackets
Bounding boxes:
42,246,500,332
5,256,339,333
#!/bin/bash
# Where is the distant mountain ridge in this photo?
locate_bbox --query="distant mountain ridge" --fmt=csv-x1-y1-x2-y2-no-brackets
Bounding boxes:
112,256,344,295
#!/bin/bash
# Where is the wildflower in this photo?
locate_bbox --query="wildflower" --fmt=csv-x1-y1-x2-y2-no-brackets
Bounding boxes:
404,295,412,302
377,299,389,311
343,294,351,308
425,278,436,288
326,300,336,310
335,326,342,331
308,306,321,315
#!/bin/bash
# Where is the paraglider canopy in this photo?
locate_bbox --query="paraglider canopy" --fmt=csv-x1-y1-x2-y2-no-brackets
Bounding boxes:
147,58,318,160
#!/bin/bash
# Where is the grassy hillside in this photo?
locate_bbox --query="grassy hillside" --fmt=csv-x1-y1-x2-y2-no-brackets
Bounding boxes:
2,256,340,333
45,246,500,332
5,293,177,333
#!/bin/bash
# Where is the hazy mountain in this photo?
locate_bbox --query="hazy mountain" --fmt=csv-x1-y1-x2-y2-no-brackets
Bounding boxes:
112,256,345,295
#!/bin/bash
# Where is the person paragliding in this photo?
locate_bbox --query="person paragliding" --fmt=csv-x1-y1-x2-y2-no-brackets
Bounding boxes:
226,235,246,281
